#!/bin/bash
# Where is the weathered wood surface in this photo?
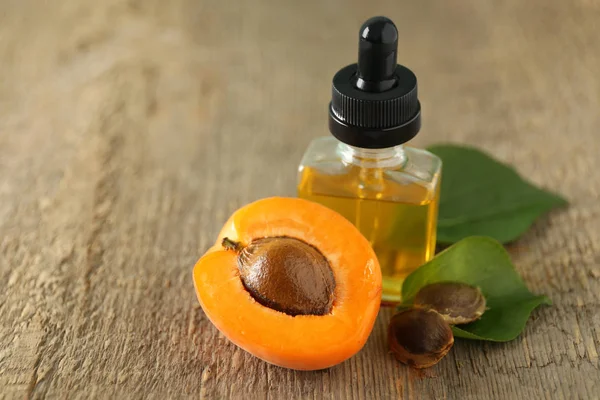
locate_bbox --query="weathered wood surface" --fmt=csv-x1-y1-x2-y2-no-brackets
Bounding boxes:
1,0,599,399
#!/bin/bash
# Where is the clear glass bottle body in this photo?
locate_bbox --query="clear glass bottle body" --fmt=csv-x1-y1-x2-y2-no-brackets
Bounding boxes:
297,136,442,303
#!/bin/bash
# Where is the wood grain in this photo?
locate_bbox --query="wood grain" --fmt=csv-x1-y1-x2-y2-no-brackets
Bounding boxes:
1,0,599,399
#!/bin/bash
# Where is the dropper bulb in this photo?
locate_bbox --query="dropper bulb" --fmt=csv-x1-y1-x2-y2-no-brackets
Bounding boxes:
355,16,399,92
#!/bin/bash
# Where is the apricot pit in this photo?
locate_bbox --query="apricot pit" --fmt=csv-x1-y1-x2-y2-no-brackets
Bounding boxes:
414,282,486,325
224,236,336,316
388,308,454,369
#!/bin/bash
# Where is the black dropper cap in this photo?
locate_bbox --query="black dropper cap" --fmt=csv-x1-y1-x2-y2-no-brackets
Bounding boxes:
329,16,421,149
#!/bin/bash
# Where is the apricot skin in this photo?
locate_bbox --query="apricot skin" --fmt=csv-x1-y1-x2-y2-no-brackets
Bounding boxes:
193,197,382,370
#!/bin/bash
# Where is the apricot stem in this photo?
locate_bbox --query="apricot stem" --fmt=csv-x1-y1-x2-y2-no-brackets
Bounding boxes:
222,237,243,252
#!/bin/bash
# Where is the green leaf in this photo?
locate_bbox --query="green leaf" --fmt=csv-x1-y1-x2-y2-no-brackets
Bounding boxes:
401,236,551,342
427,144,567,244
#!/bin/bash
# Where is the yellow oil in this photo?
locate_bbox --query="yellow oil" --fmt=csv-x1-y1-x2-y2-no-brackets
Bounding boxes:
298,165,439,303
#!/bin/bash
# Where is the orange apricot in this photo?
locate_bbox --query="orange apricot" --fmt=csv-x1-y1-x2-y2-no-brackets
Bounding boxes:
193,197,382,370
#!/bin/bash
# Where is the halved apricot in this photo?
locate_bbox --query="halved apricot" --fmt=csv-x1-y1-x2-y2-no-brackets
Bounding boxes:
193,197,382,370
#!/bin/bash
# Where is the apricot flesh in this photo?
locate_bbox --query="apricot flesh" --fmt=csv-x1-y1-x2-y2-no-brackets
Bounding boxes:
193,197,382,370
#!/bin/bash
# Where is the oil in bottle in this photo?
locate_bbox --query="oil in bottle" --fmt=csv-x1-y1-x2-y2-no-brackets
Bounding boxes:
297,17,442,303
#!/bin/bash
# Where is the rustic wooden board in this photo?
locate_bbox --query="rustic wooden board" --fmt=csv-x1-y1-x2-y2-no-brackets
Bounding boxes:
1,0,599,398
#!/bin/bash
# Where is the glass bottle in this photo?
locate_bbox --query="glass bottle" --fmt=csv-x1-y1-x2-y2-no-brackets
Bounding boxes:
297,16,442,303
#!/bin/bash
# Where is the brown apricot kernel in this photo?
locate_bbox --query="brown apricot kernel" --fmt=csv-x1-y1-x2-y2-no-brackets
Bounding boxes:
223,236,336,316
388,308,454,369
414,281,486,325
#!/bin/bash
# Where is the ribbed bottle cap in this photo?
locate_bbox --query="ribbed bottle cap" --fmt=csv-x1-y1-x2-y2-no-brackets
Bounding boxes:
329,16,421,149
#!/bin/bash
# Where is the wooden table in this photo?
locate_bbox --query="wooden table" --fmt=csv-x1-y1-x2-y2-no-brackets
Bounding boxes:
1,1,599,398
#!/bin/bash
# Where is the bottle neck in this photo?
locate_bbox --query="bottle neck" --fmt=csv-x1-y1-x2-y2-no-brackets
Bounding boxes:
337,142,407,168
